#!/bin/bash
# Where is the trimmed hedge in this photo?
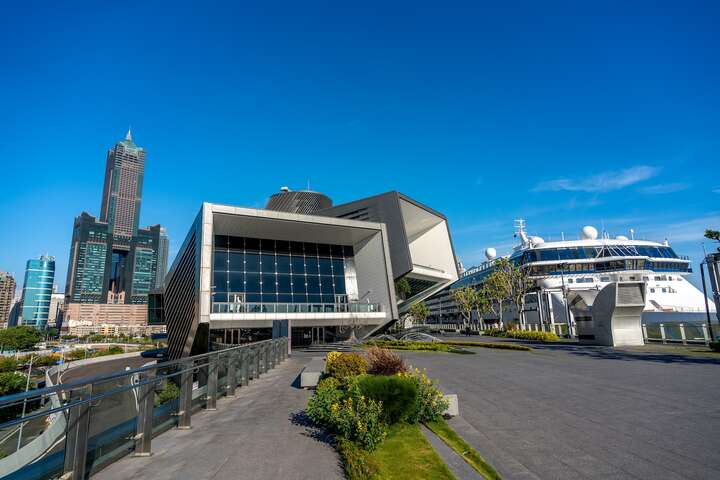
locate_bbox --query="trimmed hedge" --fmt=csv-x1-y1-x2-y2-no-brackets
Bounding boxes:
357,374,418,424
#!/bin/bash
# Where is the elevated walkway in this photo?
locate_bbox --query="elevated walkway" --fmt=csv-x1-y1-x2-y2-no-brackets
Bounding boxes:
95,356,342,480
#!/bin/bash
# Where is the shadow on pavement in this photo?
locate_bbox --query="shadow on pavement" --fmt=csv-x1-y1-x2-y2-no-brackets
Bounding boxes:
289,410,335,446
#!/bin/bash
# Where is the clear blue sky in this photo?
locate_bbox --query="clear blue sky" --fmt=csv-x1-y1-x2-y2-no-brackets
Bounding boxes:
2,0,719,291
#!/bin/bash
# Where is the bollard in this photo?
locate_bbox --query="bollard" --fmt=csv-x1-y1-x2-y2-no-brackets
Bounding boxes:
134,371,156,456
207,356,219,410
642,324,649,343
660,323,667,344
63,384,93,479
227,351,237,397
679,323,687,345
178,361,193,429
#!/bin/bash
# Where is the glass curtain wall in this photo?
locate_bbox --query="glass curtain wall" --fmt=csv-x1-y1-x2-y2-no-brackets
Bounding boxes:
212,236,353,305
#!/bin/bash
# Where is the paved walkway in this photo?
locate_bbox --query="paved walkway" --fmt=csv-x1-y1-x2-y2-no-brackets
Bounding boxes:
95,356,342,480
402,345,720,480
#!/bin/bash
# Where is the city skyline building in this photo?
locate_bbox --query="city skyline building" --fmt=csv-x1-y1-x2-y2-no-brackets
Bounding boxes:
100,128,145,240
0,272,16,328
19,255,55,329
64,131,168,328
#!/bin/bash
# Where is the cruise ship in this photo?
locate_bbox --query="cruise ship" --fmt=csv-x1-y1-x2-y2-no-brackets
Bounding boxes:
427,220,716,334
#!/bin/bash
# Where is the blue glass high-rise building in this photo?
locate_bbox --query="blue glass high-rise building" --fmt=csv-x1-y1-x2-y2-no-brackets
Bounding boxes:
20,255,56,329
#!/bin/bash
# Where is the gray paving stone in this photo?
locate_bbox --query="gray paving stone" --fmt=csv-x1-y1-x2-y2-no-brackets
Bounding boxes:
401,345,720,480
94,356,342,480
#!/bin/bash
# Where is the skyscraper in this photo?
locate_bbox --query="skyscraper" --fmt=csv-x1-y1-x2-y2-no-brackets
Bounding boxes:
100,128,145,240
155,228,169,288
65,131,167,322
20,255,55,329
0,272,16,327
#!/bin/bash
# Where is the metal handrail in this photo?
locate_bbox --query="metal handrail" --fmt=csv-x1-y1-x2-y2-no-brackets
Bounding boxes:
0,339,271,408
0,337,289,480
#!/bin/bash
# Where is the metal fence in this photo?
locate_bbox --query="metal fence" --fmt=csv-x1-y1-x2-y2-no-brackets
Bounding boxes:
642,323,711,345
0,337,288,480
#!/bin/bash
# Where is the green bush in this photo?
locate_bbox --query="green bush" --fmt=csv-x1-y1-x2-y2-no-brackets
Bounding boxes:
329,391,387,451
0,357,19,372
326,352,367,380
155,380,181,406
337,439,380,480
107,346,124,355
485,328,560,342
710,342,720,353
400,369,449,424
307,377,344,427
357,374,417,424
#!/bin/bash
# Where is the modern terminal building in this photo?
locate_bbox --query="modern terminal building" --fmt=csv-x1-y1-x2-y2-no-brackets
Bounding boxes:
162,189,458,358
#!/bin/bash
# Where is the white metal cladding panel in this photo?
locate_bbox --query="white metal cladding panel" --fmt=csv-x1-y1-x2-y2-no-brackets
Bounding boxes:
353,232,394,318
616,283,644,306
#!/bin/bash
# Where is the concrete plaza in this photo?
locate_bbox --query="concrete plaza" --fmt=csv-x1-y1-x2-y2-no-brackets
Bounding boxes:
402,342,720,480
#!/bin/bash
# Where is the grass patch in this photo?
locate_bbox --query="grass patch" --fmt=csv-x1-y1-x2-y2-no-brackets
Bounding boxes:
370,422,456,479
426,418,501,480
441,341,532,352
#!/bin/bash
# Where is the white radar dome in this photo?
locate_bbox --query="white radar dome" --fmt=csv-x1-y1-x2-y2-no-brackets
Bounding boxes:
580,225,599,240
615,235,629,241
485,248,497,260
531,236,545,245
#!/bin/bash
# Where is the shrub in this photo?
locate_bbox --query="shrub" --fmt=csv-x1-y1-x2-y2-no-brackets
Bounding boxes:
107,346,124,355
357,375,417,424
155,379,180,406
307,377,344,427
328,392,387,451
710,342,720,353
366,347,408,375
326,352,367,380
337,439,380,480
400,369,449,424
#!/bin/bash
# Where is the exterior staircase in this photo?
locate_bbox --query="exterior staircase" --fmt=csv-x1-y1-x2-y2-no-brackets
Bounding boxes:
299,341,358,353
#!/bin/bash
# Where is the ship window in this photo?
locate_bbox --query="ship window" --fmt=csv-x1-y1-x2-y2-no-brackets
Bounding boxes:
661,288,667,293
650,288,655,293
600,276,610,282
567,278,574,283
642,276,649,281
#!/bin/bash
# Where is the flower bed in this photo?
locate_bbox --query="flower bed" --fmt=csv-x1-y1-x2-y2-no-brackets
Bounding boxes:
306,349,499,479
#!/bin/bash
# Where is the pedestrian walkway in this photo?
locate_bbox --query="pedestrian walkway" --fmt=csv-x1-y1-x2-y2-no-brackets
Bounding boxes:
95,356,343,480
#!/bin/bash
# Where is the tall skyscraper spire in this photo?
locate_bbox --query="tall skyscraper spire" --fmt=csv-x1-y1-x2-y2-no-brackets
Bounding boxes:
125,126,133,142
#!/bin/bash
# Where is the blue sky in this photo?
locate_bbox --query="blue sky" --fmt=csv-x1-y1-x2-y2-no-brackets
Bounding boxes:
1,0,719,292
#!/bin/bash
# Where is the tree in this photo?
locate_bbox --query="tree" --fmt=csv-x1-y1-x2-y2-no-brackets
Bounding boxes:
705,229,720,242
0,326,43,353
409,301,430,325
395,277,412,301
0,371,28,396
483,266,511,328
451,287,478,327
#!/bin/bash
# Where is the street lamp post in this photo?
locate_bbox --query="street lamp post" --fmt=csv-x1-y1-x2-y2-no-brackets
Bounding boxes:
559,263,573,338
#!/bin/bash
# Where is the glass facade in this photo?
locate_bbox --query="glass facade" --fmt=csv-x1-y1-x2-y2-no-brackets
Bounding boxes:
516,245,679,264
20,256,55,329
212,236,353,305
